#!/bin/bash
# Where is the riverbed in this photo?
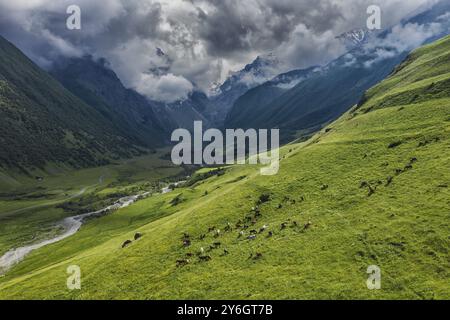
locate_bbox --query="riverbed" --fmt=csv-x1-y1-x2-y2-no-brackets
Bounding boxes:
0,193,146,274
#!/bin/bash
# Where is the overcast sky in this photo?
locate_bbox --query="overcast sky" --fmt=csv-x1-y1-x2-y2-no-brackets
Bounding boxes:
0,0,441,102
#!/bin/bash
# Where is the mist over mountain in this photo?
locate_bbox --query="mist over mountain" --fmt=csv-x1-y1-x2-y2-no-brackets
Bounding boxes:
224,0,450,141
50,56,169,147
50,55,218,135
208,53,282,124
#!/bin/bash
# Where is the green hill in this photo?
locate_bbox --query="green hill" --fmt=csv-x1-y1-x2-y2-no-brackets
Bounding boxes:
0,35,449,299
0,36,144,172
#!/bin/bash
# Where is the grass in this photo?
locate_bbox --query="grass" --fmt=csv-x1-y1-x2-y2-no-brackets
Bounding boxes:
0,36,449,300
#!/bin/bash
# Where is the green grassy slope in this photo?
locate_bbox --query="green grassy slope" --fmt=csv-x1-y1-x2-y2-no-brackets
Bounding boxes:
0,36,449,299
0,36,144,171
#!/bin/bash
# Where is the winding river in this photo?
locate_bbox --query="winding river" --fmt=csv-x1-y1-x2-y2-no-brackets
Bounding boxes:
0,192,148,274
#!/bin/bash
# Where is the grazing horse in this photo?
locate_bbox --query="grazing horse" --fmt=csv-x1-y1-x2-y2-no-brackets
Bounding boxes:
304,221,312,230
121,240,132,248
253,252,263,260
199,255,212,262
224,223,232,232
176,259,190,267
368,185,376,196
386,176,393,186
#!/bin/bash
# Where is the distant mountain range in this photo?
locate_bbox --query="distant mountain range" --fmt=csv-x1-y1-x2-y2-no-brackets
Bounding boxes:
224,0,450,141
0,0,448,171
225,46,408,142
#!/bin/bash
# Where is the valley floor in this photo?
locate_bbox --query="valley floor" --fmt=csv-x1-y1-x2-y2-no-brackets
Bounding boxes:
0,150,185,264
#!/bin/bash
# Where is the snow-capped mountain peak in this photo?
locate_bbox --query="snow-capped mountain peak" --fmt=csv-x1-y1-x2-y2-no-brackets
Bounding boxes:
336,28,373,49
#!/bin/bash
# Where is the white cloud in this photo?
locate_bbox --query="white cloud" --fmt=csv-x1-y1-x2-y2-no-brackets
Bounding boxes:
382,22,443,51
363,22,443,67
136,73,193,103
437,11,450,21
40,29,83,57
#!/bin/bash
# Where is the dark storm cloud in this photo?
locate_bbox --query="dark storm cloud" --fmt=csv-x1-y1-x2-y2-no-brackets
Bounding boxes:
194,0,343,57
0,0,439,101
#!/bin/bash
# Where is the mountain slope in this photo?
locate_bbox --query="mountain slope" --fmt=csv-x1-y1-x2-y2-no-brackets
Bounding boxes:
51,57,214,135
0,36,144,171
156,91,213,131
225,46,407,140
209,54,280,124
225,66,318,133
0,35,449,299
50,57,168,148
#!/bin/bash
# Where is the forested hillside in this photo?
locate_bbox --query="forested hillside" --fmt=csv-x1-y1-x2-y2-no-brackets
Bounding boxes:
0,36,145,171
